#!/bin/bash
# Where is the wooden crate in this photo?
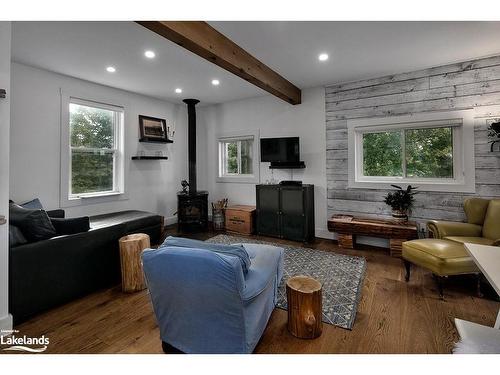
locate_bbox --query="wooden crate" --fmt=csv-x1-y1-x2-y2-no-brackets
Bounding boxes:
225,205,256,235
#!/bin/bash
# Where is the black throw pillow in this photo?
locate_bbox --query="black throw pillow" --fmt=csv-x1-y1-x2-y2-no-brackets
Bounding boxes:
46,209,65,219
9,203,57,242
9,225,28,247
50,217,90,236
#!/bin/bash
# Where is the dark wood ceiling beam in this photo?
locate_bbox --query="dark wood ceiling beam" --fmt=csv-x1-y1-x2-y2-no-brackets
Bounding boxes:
136,21,301,105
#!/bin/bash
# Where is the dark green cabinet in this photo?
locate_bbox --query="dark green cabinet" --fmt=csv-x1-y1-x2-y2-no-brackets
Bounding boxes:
256,184,315,242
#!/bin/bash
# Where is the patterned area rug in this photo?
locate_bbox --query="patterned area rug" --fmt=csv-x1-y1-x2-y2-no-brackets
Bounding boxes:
206,234,366,330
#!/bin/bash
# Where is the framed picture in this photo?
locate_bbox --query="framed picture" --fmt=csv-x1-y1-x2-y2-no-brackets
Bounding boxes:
139,115,169,143
487,119,500,152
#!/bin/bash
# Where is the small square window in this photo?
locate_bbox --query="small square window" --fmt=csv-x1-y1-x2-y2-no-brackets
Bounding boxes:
217,132,259,184
219,138,254,176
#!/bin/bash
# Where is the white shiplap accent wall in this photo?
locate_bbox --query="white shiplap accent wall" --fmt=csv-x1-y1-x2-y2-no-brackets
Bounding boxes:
326,55,500,230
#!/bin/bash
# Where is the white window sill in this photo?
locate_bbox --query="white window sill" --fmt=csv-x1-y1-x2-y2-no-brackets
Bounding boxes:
348,179,475,193
61,191,128,208
70,191,124,200
216,175,259,184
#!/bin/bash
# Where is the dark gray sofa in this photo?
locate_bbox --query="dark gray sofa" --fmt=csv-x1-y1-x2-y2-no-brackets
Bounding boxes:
9,210,163,325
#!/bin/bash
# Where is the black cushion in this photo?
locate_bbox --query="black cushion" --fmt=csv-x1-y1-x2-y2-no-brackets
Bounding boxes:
90,210,162,232
9,225,28,247
46,209,65,219
50,217,90,235
9,203,57,242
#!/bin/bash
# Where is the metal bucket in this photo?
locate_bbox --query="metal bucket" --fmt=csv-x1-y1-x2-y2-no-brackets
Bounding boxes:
212,209,225,231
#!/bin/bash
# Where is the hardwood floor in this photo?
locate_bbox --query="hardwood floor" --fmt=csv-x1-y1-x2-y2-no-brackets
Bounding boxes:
12,228,499,354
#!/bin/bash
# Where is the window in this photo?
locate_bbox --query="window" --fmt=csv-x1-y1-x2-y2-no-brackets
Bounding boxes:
65,97,124,200
220,138,253,175
347,110,475,192
217,131,260,183
362,126,454,178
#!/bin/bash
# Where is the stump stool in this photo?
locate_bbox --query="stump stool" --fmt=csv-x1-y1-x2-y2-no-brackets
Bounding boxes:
119,233,150,293
286,275,323,339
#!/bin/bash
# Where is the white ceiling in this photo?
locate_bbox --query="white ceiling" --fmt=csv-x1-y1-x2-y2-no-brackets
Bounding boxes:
11,22,263,105
11,21,500,105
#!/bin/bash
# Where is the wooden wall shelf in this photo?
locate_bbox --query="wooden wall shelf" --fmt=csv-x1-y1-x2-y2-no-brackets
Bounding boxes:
139,138,173,144
131,156,168,160
269,161,306,169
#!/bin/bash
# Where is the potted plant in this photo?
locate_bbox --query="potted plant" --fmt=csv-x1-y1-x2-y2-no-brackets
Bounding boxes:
384,185,418,221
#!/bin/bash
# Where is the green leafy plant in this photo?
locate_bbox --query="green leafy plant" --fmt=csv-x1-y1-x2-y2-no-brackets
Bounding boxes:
384,185,418,212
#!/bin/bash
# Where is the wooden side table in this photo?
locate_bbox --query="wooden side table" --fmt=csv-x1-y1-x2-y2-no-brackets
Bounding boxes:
327,215,418,257
286,276,323,339
119,233,150,293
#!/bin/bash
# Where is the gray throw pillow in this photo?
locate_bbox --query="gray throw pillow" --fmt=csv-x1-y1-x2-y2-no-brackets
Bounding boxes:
9,225,28,247
20,198,44,210
9,203,56,242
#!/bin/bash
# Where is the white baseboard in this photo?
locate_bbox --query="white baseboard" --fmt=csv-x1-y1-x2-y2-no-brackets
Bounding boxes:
165,215,177,226
0,314,13,335
314,228,389,248
315,228,334,240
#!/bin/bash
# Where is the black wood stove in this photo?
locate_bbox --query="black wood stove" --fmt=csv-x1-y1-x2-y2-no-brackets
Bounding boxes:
177,191,208,232
177,99,208,232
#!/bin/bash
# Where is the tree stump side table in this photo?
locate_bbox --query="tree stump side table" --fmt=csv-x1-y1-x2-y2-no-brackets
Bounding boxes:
118,233,150,293
286,276,323,339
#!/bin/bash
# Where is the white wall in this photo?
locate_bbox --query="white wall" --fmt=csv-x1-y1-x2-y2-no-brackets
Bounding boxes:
0,22,13,332
10,63,188,223
199,87,331,238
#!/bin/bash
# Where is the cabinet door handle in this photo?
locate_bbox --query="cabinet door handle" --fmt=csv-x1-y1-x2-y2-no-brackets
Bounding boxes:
0,215,6,225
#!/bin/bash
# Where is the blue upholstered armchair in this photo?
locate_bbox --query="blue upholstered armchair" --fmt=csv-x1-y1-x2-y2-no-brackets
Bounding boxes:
142,240,284,354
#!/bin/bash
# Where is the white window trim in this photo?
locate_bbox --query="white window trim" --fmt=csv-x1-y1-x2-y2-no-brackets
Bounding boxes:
347,110,476,193
216,130,260,184
60,89,128,208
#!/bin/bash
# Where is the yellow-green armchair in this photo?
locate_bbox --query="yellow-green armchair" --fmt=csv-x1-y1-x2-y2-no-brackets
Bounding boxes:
427,198,500,246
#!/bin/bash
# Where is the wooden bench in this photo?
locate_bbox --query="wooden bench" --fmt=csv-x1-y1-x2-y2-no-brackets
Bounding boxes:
327,215,418,257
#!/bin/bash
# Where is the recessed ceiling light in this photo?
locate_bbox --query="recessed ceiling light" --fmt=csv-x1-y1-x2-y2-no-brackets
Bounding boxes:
318,53,329,62
175,88,182,94
144,50,156,59
106,66,116,73
211,79,220,86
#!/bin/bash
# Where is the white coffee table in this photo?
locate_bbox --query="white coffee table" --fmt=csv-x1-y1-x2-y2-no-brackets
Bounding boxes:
454,243,500,353
463,243,500,329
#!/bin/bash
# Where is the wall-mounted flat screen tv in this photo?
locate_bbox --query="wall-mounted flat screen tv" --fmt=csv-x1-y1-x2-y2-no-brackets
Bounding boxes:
260,137,300,162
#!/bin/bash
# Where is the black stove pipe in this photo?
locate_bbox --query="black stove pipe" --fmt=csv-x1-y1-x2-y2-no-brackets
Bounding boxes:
183,99,200,195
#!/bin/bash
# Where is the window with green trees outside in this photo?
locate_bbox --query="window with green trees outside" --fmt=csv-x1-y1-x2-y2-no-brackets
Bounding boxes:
362,126,454,179
69,100,123,198
219,138,253,176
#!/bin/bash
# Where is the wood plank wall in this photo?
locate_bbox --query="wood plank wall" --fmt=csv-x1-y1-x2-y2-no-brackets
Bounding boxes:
325,55,500,230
